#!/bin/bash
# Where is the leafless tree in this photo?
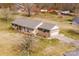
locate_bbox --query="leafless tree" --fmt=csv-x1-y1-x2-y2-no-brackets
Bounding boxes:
0,8,14,22
16,3,33,17
20,34,37,56
0,4,15,21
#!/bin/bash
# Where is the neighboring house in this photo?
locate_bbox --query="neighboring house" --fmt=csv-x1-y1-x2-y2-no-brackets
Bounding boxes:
12,18,59,38
72,17,79,33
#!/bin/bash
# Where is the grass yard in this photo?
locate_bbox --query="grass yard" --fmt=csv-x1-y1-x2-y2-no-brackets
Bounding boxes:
61,29,79,40
0,17,17,33
0,13,78,56
32,13,74,23
0,18,25,55
30,38,76,56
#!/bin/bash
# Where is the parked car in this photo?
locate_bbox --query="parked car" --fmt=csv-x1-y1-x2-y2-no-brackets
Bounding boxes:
60,10,70,15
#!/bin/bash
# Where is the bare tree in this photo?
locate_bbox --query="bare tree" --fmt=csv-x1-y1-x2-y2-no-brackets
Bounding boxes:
16,3,33,17
26,3,33,17
20,34,37,56
0,4,15,22
0,8,14,22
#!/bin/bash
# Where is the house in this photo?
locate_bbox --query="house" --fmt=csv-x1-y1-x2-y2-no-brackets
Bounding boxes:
12,18,59,38
72,17,79,33
60,10,70,15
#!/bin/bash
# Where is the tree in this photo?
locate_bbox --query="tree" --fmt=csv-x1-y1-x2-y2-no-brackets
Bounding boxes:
16,3,33,17
0,3,15,10
20,33,36,56
0,4,15,22
0,8,14,22
26,3,33,17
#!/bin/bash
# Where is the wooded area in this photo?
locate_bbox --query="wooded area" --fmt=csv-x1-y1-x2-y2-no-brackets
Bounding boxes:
0,3,79,15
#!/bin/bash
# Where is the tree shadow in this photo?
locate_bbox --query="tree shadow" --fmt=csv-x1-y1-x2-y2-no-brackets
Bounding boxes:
67,19,72,22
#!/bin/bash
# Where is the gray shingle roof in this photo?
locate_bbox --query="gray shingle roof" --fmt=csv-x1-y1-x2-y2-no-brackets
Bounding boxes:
12,18,42,29
12,18,56,30
39,22,55,30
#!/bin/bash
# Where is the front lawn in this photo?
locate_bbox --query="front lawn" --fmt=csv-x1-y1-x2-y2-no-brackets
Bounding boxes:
30,38,76,56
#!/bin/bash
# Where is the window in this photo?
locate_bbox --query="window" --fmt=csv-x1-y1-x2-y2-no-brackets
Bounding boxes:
38,28,49,32
43,30,49,32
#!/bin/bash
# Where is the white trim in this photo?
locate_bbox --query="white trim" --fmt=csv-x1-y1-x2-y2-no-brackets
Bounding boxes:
32,22,43,34
35,22,43,29
51,25,59,30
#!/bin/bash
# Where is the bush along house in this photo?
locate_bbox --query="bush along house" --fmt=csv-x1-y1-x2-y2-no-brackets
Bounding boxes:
11,18,59,39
